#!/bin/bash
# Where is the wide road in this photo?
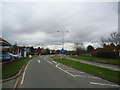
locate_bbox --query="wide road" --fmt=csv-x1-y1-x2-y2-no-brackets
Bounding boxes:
17,55,120,88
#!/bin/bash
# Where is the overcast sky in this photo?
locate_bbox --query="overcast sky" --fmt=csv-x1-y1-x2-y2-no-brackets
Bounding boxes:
1,2,118,50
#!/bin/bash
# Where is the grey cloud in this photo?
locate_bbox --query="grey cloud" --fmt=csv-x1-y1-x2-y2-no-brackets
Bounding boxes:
1,2,118,48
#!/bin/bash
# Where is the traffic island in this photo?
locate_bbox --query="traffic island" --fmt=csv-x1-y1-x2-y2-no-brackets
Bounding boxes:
2,56,38,81
54,58,120,85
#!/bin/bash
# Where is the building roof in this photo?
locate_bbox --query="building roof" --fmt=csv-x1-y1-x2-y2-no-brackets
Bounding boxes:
0,37,12,46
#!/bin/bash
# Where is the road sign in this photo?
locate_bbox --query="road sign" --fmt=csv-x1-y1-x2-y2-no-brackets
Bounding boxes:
60,49,65,53
23,48,27,51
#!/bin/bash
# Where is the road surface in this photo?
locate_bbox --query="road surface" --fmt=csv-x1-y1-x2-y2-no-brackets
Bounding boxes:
17,55,120,88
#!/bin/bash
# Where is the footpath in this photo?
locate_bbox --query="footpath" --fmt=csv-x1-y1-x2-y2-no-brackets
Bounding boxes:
66,56,120,71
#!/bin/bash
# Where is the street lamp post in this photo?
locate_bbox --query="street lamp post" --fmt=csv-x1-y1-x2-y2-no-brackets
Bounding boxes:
118,50,120,58
57,30,69,59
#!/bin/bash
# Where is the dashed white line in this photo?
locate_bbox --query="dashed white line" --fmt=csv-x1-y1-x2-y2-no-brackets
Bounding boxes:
38,60,41,63
21,60,31,84
90,82,120,87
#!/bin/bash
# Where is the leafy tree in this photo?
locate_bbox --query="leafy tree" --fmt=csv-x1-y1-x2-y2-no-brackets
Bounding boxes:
45,48,50,54
87,45,94,52
30,46,34,53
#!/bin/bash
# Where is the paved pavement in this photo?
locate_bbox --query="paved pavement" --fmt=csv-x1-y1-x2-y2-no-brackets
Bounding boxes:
2,78,17,88
65,56,120,71
16,55,119,88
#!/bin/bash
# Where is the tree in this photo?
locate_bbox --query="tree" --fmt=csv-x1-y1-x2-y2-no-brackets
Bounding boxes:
30,46,34,53
87,45,94,52
109,32,120,46
74,42,86,55
74,42,83,50
101,31,120,46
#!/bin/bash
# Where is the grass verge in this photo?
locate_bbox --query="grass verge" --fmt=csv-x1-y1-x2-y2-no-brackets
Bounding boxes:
54,58,120,84
2,56,37,80
70,55,120,65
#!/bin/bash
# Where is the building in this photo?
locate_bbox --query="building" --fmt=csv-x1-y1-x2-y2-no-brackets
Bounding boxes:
91,44,119,59
0,37,12,53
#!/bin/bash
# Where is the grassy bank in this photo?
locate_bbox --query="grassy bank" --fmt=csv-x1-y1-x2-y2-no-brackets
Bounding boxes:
2,56,37,80
54,58,120,84
70,55,120,65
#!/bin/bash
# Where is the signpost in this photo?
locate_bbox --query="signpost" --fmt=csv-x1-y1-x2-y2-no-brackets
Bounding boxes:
60,49,65,53
23,48,27,57
60,49,66,60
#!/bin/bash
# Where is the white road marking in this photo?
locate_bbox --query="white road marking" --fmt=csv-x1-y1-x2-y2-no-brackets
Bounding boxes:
66,70,85,74
52,61,57,64
56,63,101,79
44,56,52,64
21,60,31,84
47,61,52,64
38,60,41,63
56,63,75,77
44,57,47,61
90,82,120,87
21,71,26,84
14,78,19,88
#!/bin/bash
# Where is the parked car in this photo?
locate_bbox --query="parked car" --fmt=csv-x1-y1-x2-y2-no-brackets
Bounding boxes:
13,54,20,59
7,53,15,59
1,53,11,62
7,53,21,59
0,53,22,62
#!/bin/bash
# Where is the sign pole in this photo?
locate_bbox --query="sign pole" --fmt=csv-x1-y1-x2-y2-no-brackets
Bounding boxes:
118,50,120,58
24,48,27,57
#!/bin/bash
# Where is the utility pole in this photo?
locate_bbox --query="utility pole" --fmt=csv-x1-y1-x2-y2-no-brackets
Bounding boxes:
57,30,69,59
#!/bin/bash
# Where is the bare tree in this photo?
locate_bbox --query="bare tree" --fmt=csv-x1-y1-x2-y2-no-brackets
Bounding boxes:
74,42,83,50
101,31,120,46
74,42,86,55
109,32,120,46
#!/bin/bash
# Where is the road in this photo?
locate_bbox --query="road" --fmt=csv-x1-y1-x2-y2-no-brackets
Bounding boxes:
17,55,120,88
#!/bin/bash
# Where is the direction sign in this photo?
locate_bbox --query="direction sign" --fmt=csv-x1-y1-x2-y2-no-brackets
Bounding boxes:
60,49,65,53
23,48,27,51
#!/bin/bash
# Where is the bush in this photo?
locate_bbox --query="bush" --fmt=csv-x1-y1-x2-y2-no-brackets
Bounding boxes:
97,52,119,59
